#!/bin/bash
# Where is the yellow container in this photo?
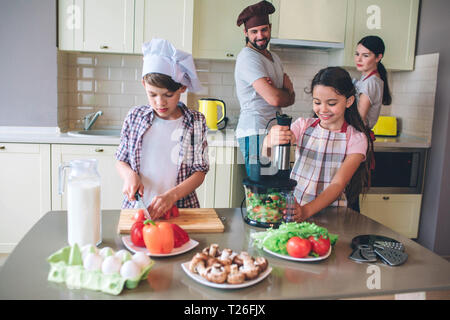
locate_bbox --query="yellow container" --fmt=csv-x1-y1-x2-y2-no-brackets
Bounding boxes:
372,116,397,136
198,99,226,131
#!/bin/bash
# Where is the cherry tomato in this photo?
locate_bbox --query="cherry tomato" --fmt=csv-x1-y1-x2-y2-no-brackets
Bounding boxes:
308,235,331,256
286,236,311,258
130,220,145,247
133,209,146,222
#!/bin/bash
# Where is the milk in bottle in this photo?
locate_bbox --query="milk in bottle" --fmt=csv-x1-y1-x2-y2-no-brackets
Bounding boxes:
59,159,102,246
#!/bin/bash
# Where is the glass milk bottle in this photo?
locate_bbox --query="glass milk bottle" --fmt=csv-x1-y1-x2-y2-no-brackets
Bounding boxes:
59,159,102,246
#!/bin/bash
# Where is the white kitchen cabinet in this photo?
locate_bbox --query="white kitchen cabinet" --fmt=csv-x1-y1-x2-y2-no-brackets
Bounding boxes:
134,0,194,53
196,146,246,208
192,0,255,60
359,194,422,238
51,144,123,210
329,0,420,70
59,0,134,53
276,0,347,43
0,143,51,253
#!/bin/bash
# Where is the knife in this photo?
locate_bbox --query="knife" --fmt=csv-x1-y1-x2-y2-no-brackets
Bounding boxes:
134,191,151,220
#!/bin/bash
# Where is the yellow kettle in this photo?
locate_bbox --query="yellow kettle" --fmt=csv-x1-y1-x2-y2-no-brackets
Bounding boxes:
198,98,227,131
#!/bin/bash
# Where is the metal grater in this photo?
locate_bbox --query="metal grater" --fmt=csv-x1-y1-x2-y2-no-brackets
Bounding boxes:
373,244,408,266
374,240,405,252
349,244,377,263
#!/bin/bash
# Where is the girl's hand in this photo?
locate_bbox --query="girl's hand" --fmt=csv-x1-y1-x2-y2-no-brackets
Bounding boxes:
267,125,295,148
122,171,144,201
266,77,273,86
292,202,307,222
147,191,177,220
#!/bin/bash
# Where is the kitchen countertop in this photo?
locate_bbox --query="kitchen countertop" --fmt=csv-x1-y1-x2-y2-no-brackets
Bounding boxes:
1,208,449,300
0,127,430,149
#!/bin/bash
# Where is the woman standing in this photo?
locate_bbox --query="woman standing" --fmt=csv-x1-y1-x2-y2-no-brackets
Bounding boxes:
354,35,392,130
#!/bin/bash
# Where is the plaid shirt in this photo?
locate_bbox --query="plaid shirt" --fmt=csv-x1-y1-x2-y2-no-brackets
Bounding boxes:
115,102,209,209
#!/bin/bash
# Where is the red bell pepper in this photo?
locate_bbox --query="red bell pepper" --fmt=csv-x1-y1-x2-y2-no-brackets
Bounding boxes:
171,223,189,248
130,220,145,247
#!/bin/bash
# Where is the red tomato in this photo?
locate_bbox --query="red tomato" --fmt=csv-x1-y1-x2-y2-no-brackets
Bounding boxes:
133,209,146,222
308,235,331,256
130,220,145,247
286,236,311,258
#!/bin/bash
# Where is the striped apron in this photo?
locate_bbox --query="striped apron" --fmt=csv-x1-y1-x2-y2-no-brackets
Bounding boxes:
290,119,348,207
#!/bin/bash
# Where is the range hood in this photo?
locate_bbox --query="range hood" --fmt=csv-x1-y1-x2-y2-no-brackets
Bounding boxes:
270,38,344,50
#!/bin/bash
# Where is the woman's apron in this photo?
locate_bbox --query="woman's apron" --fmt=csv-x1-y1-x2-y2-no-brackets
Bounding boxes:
290,119,348,207
362,70,377,170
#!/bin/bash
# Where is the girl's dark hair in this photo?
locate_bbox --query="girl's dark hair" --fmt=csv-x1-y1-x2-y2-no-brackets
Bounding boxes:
306,66,374,205
143,73,183,92
358,35,392,105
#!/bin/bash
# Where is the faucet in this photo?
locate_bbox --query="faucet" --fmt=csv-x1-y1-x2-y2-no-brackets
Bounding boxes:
83,111,103,130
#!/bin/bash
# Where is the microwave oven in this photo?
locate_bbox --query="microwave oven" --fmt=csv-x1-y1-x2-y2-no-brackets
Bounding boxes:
370,147,426,194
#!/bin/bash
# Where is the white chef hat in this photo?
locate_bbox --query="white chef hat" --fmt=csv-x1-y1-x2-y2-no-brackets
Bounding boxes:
141,38,203,93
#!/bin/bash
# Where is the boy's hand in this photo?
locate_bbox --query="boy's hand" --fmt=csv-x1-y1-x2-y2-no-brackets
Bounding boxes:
147,191,177,220
267,125,295,148
122,171,144,202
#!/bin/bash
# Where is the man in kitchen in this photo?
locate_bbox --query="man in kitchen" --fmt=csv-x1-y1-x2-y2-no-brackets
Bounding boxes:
234,0,296,180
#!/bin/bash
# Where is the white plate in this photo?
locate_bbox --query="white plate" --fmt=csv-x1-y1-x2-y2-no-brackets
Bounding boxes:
181,262,272,289
122,235,199,257
263,245,332,262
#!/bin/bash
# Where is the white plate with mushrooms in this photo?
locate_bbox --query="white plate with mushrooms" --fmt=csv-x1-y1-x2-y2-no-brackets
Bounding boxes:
181,244,272,289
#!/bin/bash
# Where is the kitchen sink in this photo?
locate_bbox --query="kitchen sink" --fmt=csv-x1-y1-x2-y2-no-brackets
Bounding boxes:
67,129,121,137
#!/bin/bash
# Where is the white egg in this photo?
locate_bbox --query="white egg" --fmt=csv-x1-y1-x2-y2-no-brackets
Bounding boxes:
132,252,151,269
120,260,141,280
99,247,114,258
83,253,103,271
115,249,131,263
101,256,122,275
81,244,98,261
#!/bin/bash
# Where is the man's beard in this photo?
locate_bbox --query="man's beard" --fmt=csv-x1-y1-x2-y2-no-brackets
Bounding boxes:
246,37,270,50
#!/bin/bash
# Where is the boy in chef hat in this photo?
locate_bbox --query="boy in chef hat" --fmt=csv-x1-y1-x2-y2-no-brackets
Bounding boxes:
115,38,209,218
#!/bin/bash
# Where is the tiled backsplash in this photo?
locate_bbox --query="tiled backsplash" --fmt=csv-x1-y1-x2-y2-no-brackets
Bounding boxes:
57,49,438,142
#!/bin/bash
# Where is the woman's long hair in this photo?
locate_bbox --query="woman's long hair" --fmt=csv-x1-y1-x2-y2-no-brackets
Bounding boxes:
358,35,392,105
307,67,374,205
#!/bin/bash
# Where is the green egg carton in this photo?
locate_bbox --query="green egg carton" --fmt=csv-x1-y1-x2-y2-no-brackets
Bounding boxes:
47,244,154,295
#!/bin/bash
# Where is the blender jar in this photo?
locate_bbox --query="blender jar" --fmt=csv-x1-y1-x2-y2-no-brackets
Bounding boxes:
242,183,296,228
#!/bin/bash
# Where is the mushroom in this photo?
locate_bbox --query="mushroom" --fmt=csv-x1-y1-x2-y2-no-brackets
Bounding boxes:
239,257,260,280
218,248,233,265
254,257,268,273
226,264,245,284
189,253,208,276
202,244,220,257
233,251,252,266
204,263,227,284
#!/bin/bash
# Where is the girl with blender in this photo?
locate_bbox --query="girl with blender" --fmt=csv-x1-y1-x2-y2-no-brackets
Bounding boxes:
263,67,373,221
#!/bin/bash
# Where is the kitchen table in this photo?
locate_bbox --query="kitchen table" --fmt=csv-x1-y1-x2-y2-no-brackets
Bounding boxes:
0,208,449,300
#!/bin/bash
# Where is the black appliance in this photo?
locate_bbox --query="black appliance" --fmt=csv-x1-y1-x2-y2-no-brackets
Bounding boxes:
371,147,426,194
242,113,297,228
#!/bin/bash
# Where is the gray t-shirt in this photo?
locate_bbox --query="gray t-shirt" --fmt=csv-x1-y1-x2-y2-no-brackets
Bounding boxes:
354,74,384,129
235,47,284,138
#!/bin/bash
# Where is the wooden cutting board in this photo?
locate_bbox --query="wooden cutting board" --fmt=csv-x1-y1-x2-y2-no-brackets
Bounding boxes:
117,208,224,234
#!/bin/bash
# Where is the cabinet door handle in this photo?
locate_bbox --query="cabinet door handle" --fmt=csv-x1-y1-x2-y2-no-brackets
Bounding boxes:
100,45,109,49
226,53,234,57
95,148,104,153
382,196,390,200
0,145,5,150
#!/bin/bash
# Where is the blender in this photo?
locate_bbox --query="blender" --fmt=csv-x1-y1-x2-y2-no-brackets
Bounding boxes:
242,112,297,228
